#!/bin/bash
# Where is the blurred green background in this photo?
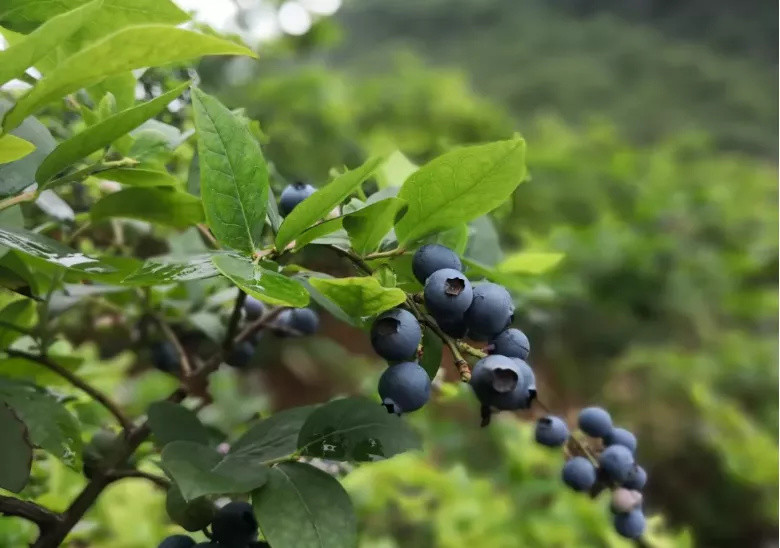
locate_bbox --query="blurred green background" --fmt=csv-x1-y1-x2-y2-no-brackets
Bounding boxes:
2,0,777,546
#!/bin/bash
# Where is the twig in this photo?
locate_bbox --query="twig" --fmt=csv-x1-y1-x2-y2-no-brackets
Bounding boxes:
106,470,170,489
223,290,247,350
196,223,219,249
151,315,193,377
0,495,61,532
457,340,487,359
5,349,132,432
364,248,406,260
42,158,139,191
0,190,36,212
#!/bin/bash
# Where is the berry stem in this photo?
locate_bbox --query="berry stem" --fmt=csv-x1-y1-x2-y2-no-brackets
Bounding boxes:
456,341,487,359
364,247,406,260
152,314,194,377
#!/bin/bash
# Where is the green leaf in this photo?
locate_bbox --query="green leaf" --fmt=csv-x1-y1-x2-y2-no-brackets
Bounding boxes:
394,138,526,245
2,26,255,132
0,297,36,349
0,0,101,87
36,82,189,183
229,406,317,463
297,397,421,461
0,376,83,470
435,224,469,255
148,401,211,447
343,197,407,255
212,254,309,308
293,217,344,251
35,190,74,222
166,485,215,533
161,440,269,501
496,251,565,274
298,275,359,327
191,87,268,255
88,71,136,111
0,402,31,493
122,254,220,285
307,276,405,320
275,157,383,250
0,226,118,275
98,167,180,187
0,134,35,164
420,327,443,379
91,188,204,229
252,462,357,548
0,0,189,44
0,99,55,197
0,206,23,260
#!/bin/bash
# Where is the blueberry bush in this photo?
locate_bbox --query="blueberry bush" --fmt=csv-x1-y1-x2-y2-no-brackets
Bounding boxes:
0,2,752,547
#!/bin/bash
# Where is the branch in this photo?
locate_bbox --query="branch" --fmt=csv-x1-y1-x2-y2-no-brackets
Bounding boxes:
223,289,247,350
151,315,193,377
0,495,61,531
5,349,132,432
106,470,170,489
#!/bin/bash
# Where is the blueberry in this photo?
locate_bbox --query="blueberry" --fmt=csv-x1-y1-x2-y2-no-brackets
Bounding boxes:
243,296,265,320
279,181,315,216
412,244,462,284
434,313,468,338
464,283,514,341
212,501,258,547
470,355,534,410
378,361,431,414
599,445,635,483
613,509,646,539
562,456,597,492
535,416,569,447
423,268,473,318
488,328,530,360
604,427,637,454
276,307,319,335
151,341,180,373
226,340,254,368
610,488,643,514
370,308,421,361
158,535,195,548
623,465,647,490
578,406,613,437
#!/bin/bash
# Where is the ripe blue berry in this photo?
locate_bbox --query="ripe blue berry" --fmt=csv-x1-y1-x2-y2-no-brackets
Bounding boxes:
212,501,258,547
370,308,421,361
243,296,265,320
464,283,514,341
158,535,195,548
562,456,597,492
279,182,315,216
623,465,647,490
423,268,473,317
412,244,462,284
378,361,431,414
578,406,613,437
277,307,319,335
488,328,530,360
604,427,637,454
599,445,635,483
535,416,569,447
151,341,180,373
226,340,254,368
613,509,646,539
470,355,534,410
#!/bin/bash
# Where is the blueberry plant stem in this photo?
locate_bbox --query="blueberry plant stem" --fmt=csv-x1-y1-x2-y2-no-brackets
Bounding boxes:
223,289,247,350
5,349,132,432
0,495,61,533
152,314,193,377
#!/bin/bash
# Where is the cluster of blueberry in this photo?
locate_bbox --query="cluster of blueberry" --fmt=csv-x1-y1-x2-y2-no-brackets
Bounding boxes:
534,407,648,539
158,501,267,548
367,244,534,421
150,296,319,373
